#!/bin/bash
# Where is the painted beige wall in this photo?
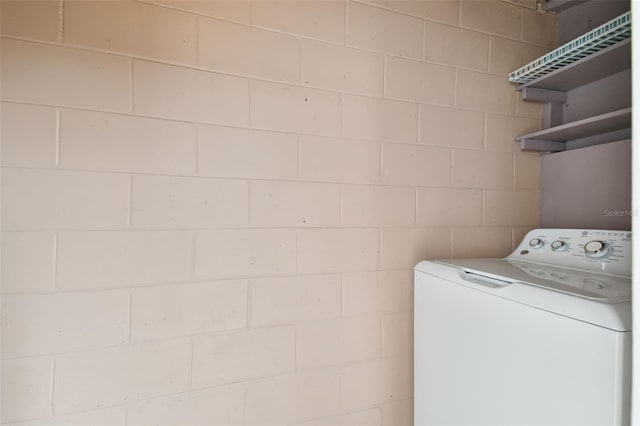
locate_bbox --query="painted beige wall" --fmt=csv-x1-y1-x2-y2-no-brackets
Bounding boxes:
0,1,553,424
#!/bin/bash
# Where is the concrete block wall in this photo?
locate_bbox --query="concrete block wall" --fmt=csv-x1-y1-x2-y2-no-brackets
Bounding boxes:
0,0,554,424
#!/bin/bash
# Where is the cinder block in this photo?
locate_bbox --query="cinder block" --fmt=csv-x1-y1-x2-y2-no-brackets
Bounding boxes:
1,39,131,111
249,180,340,227
195,229,297,279
54,340,191,414
342,95,418,143
130,280,248,342
60,109,197,175
1,102,57,168
191,327,295,388
297,228,379,273
1,168,130,230
130,175,248,229
250,80,341,136
250,275,341,327
64,0,197,64
133,60,249,126
57,231,192,289
199,17,299,83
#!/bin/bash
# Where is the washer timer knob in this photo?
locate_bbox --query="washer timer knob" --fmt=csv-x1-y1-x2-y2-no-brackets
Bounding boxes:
551,240,568,252
529,238,544,249
584,240,612,259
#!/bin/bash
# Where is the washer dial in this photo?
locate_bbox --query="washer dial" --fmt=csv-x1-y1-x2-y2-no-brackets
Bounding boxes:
584,240,612,259
529,238,544,249
550,240,568,252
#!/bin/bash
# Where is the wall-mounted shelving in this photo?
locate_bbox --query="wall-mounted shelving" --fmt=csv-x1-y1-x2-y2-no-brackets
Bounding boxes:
509,9,631,153
516,108,631,152
518,38,630,93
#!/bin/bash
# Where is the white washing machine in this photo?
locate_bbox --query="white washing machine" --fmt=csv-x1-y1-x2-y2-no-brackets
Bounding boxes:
414,229,632,426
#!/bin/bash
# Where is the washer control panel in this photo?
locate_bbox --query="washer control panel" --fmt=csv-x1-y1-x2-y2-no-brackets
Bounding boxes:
509,229,631,277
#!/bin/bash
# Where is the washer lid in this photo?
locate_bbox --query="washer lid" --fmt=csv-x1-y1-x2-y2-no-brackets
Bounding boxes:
416,259,632,331
435,258,631,302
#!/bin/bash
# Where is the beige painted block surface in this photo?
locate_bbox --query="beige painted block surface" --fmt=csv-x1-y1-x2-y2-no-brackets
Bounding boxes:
515,154,540,189
483,190,539,226
342,270,413,315
1,232,55,293
131,175,248,229
513,226,536,249
424,22,489,71
244,370,340,425
297,317,380,369
196,229,297,279
130,280,248,342
299,136,381,184
7,409,126,426
417,187,483,226
301,39,384,96
199,17,299,83
460,0,521,39
419,104,484,149
250,275,341,327
253,0,345,43
1,102,57,167
54,340,191,414
381,143,451,186
342,95,418,143
489,37,547,77
250,180,340,227
1,39,131,111
198,125,298,180
382,313,413,362
0,0,60,41
381,399,414,426
388,0,459,24
341,185,416,227
60,109,197,174
385,57,456,105
1,357,53,423
144,0,251,23
57,231,192,289
192,327,295,388
126,385,244,426
456,69,516,114
452,149,514,189
339,358,412,411
133,60,249,125
251,81,341,136
2,291,129,358
347,1,423,58
380,227,451,269
485,113,541,152
522,7,557,47
294,408,382,426
1,168,130,230
451,226,513,258
64,0,197,64
297,228,379,273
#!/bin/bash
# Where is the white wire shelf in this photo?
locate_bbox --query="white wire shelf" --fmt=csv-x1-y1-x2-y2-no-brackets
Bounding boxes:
508,11,630,85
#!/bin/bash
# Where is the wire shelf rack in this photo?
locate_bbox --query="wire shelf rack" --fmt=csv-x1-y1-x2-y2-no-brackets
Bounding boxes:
508,11,631,84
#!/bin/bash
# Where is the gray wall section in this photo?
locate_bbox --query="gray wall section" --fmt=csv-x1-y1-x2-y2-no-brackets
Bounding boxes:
540,139,631,230
556,0,630,44
563,69,631,123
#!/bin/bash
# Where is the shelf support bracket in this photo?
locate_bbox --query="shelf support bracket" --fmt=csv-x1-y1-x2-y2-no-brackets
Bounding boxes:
519,139,566,152
521,87,567,103
543,103,564,129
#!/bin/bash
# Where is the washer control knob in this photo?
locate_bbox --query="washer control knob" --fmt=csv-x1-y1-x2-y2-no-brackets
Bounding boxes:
550,240,568,252
584,240,612,259
529,238,544,249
